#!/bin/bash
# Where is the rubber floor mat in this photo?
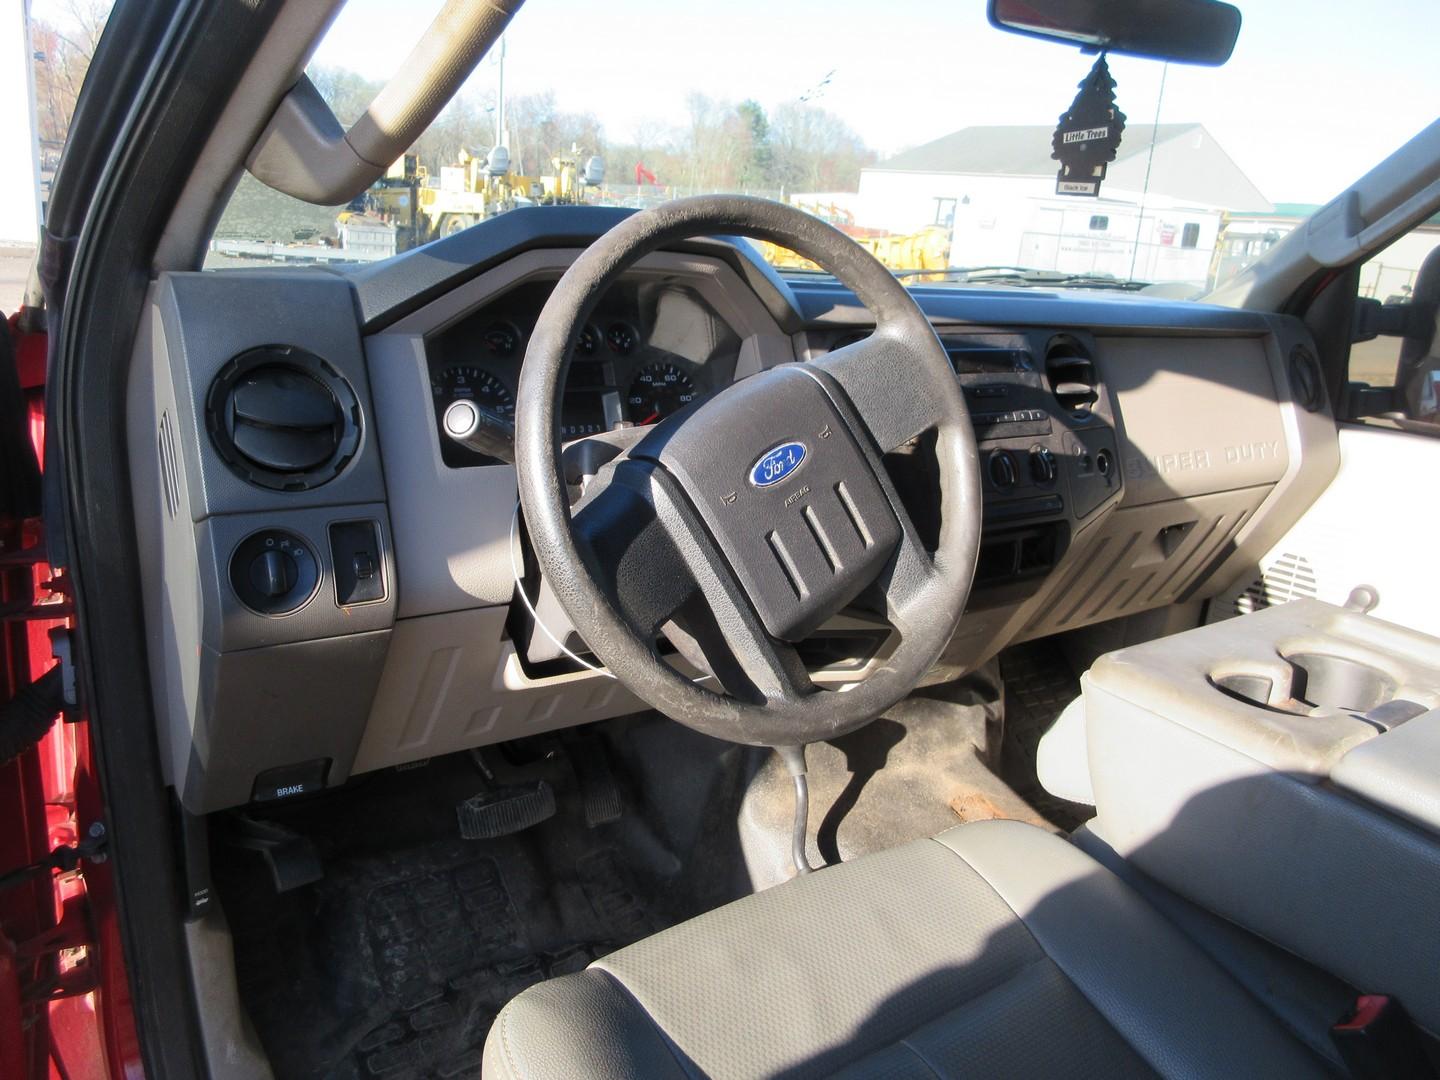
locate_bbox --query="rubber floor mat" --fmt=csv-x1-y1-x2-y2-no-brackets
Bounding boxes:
213,746,693,1080
999,640,1095,832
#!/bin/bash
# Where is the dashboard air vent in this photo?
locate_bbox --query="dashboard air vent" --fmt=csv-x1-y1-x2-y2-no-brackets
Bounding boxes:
206,345,361,491
1044,336,1098,415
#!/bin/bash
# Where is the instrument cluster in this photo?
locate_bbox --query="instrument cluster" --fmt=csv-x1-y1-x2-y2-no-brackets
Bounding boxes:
427,278,735,466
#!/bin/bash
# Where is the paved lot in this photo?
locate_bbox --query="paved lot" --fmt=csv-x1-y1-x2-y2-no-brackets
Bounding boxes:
1349,337,1400,388
0,244,35,316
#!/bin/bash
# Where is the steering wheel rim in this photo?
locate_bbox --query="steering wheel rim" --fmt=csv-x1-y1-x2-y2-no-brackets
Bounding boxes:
516,195,981,747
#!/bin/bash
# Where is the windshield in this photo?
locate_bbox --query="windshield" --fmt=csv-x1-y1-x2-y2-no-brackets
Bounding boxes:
205,0,1440,297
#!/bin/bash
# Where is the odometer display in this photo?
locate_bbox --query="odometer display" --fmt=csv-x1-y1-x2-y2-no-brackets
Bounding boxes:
560,393,607,438
627,363,696,425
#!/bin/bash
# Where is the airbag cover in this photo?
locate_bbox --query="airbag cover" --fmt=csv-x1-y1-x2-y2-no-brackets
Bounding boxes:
634,366,899,641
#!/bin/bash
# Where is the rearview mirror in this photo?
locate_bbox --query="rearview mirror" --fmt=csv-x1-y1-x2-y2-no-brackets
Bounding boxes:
988,0,1241,66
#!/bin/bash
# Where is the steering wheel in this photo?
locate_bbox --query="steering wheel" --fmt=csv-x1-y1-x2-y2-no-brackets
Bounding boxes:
516,196,981,748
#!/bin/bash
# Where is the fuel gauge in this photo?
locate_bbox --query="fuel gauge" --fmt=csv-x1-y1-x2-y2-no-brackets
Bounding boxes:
605,321,638,356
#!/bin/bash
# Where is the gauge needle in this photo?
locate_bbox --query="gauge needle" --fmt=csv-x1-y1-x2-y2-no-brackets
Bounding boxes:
641,411,660,425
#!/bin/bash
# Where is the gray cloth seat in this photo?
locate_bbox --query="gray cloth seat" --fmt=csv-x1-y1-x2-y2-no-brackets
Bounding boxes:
482,820,1328,1079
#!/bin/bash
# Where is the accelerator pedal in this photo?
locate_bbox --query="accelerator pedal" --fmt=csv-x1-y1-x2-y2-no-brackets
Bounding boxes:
568,732,624,829
457,779,556,839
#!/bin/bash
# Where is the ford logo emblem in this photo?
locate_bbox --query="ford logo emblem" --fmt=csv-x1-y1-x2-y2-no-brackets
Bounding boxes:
750,441,807,488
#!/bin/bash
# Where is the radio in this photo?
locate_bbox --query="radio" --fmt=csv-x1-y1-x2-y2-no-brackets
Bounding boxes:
935,334,1120,607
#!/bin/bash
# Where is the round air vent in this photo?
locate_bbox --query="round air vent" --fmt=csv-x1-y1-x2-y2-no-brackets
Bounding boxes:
1044,335,1098,415
206,345,360,491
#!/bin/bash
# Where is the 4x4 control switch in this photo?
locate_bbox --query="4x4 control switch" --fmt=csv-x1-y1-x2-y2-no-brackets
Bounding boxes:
229,530,320,615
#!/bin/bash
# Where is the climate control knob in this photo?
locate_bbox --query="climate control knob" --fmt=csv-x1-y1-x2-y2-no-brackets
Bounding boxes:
1029,445,1058,485
987,450,1018,491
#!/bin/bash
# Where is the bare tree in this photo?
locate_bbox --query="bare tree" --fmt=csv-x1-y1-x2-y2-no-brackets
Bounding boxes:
30,0,113,152
503,91,604,177
770,102,875,193
308,66,386,128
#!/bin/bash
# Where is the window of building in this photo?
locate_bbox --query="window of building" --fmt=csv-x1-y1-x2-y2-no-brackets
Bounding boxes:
1181,222,1201,248
933,197,956,229
1088,215,1109,231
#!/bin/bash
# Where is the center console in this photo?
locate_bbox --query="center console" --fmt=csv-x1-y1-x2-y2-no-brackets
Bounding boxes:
814,326,1125,613
1082,600,1440,1033
940,330,1120,608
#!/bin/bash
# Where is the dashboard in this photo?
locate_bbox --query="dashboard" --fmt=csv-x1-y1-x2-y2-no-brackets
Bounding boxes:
128,207,1341,814
428,278,741,465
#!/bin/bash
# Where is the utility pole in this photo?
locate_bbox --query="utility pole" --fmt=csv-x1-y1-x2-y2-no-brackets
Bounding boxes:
2,0,43,245
495,33,506,150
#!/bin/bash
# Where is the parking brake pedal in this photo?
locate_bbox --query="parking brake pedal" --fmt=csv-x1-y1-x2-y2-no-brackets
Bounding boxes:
458,781,556,838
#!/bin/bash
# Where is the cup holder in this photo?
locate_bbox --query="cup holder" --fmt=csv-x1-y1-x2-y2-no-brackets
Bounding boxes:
1211,652,1397,715
1286,652,1396,712
1212,672,1277,707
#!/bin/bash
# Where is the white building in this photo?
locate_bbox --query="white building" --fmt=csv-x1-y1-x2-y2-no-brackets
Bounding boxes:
856,124,1272,286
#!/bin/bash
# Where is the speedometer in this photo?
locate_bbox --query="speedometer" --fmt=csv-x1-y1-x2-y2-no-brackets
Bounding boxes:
627,363,696,425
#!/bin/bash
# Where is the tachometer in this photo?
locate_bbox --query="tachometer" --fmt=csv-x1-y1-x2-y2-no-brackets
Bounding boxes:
627,363,696,425
432,364,516,421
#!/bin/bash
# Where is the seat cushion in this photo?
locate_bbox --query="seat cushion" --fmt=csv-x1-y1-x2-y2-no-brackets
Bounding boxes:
483,820,1326,1079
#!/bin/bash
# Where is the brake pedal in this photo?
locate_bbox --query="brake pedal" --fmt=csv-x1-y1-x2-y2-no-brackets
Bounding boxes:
457,780,556,839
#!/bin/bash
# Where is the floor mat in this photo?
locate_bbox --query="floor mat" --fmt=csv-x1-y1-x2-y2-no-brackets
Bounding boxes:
999,641,1096,832
213,725,750,1080
738,670,1052,890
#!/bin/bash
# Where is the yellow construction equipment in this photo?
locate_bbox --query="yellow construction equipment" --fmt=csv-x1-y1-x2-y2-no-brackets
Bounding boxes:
340,145,606,251
754,201,951,276
341,162,947,273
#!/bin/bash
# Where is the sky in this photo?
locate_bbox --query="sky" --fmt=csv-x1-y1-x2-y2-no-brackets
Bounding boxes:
301,0,1435,204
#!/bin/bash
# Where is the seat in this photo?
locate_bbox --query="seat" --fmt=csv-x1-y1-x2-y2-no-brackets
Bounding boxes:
482,820,1329,1078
